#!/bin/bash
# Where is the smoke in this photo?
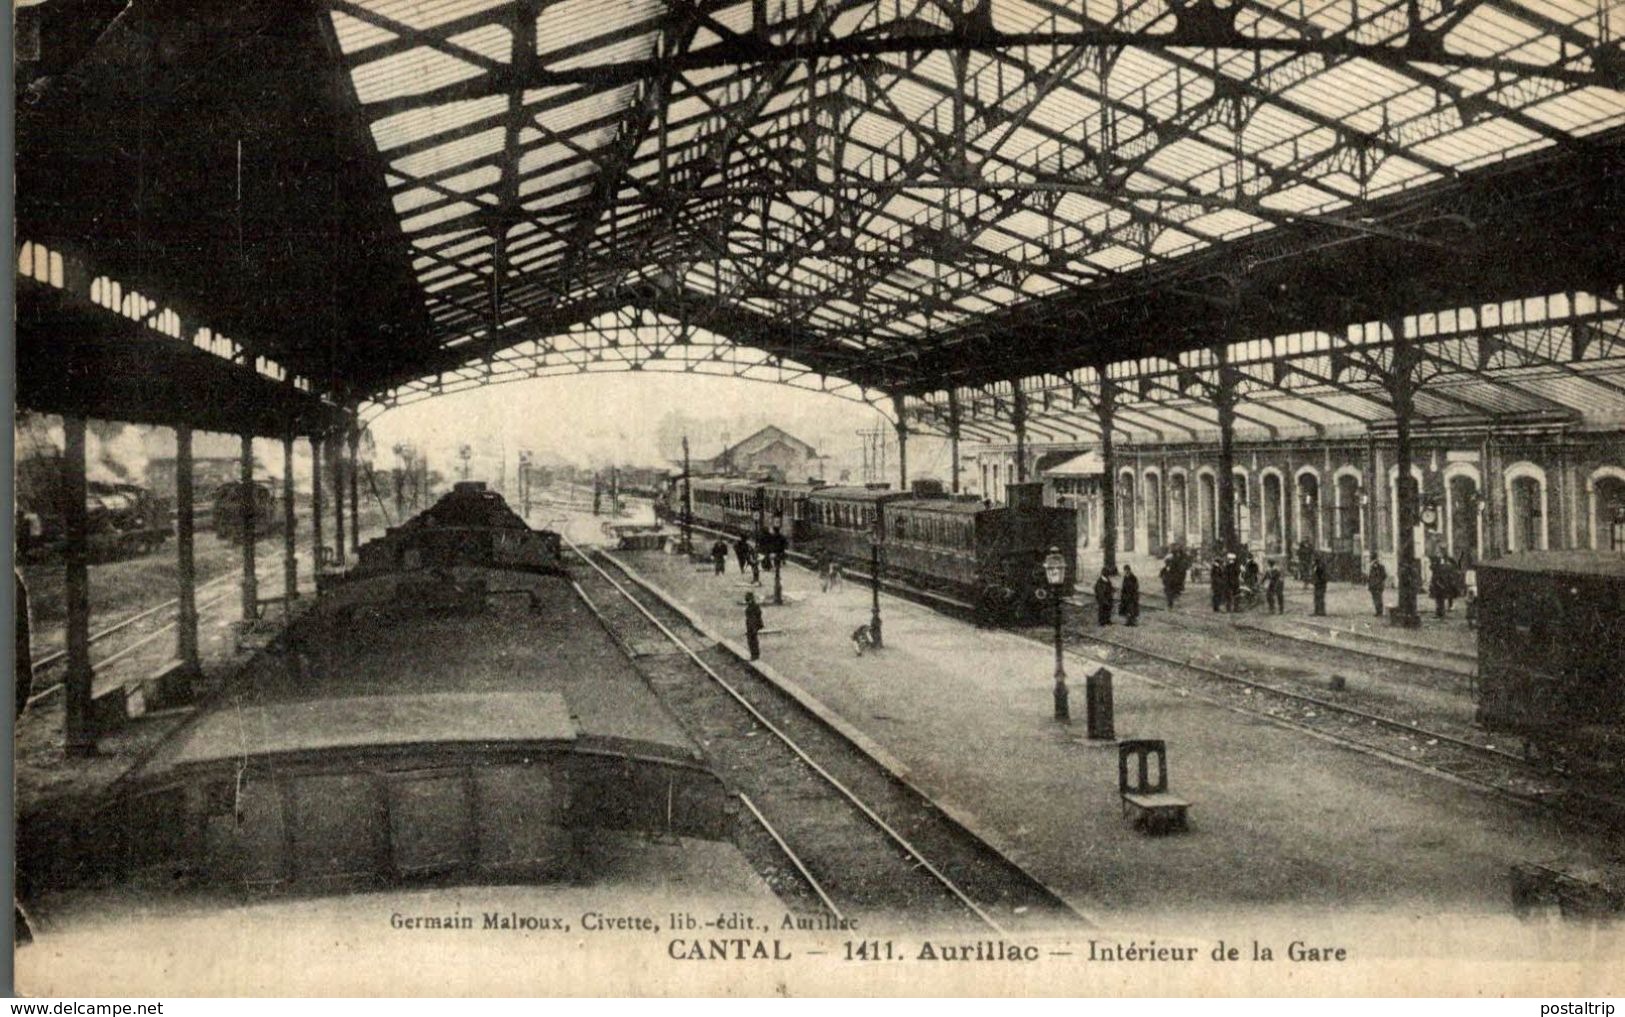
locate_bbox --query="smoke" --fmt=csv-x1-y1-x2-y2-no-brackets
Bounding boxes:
13,414,151,486
88,422,150,485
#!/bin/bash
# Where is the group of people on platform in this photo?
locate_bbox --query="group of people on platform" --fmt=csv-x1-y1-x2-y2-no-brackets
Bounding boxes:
709,528,790,586
1085,540,1477,627
717,528,791,661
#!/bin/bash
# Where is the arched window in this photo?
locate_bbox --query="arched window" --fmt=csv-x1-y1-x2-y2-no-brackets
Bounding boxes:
1589,467,1625,551
1504,462,1548,552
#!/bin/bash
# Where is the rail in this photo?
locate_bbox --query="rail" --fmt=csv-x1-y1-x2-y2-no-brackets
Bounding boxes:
561,532,1010,936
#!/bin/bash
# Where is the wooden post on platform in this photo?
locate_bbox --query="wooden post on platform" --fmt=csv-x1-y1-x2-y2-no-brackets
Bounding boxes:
240,433,258,623
348,420,360,555
62,414,96,757
892,394,908,491
1012,384,1028,485
947,389,962,494
283,433,297,617
1096,378,1118,577
1386,319,1423,627
175,423,200,673
331,430,346,565
310,434,325,576
1215,344,1240,556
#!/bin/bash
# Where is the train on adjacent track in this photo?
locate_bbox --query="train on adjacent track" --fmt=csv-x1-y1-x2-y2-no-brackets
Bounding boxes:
210,480,280,543
655,476,1076,622
1474,550,1625,774
15,480,172,562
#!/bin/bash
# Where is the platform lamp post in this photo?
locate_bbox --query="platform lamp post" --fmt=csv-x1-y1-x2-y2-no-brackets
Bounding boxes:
868,526,884,650
1043,547,1070,723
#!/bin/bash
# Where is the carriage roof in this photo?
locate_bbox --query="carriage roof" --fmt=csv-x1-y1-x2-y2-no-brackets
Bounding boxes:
807,486,904,503
885,498,988,516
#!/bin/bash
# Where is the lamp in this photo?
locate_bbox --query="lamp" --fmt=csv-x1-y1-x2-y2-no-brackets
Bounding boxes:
1043,546,1069,722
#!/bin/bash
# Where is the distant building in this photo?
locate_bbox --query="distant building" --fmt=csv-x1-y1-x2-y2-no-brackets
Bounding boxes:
690,426,822,482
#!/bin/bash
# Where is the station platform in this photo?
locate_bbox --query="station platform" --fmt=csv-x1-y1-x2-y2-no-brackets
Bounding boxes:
608,543,1612,934
1072,549,1479,676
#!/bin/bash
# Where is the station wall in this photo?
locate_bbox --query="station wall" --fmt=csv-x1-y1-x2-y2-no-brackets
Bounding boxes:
970,429,1625,578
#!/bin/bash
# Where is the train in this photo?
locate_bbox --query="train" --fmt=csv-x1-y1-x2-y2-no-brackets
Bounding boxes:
1474,550,1624,773
15,480,173,562
657,476,1077,622
22,483,734,947
354,480,564,575
210,480,279,543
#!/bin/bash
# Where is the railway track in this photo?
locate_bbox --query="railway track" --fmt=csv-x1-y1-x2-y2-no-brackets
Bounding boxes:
564,536,1085,937
24,540,326,709
1016,618,1625,824
602,514,1623,824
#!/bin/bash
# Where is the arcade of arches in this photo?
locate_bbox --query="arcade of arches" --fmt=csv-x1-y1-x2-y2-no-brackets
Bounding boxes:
973,431,1625,580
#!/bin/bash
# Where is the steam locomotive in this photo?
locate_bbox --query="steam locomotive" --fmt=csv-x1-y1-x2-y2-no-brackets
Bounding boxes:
211,481,280,543
16,481,172,562
657,477,1076,622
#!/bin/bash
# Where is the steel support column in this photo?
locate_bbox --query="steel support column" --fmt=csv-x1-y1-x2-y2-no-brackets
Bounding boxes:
1215,348,1240,555
892,394,908,490
1386,323,1423,628
240,433,258,623
1012,385,1028,484
947,390,962,494
311,435,326,575
1096,379,1117,577
283,434,297,615
62,414,95,757
175,423,200,673
331,430,346,565
348,421,361,555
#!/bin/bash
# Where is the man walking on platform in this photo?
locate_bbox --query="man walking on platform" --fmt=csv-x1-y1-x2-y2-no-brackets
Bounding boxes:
1311,555,1329,616
1209,557,1225,612
733,535,751,574
1264,559,1285,614
1366,553,1386,617
1119,565,1140,626
1429,555,1450,618
1160,555,1181,609
744,592,763,661
1094,569,1115,626
710,539,729,575
1223,554,1242,613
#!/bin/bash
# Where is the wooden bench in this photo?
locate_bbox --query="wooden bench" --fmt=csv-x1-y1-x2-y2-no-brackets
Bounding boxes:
1119,739,1191,835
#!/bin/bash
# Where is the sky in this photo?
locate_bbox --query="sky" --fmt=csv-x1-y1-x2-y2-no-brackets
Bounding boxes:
363,371,955,488
14,372,960,498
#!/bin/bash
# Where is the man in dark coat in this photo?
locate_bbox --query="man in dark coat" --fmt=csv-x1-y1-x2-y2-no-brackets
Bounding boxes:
1223,554,1242,613
1366,553,1386,617
1119,565,1140,626
1264,559,1285,614
1311,556,1329,616
1160,556,1180,609
744,592,764,660
1429,556,1449,618
1209,558,1225,612
710,539,729,575
1094,569,1115,626
733,535,751,573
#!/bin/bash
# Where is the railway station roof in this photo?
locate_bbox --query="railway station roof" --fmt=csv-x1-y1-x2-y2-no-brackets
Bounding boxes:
13,0,1625,440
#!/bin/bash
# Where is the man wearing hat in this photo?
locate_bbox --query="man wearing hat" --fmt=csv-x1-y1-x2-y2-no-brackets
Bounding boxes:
1366,552,1387,617
1094,569,1115,626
